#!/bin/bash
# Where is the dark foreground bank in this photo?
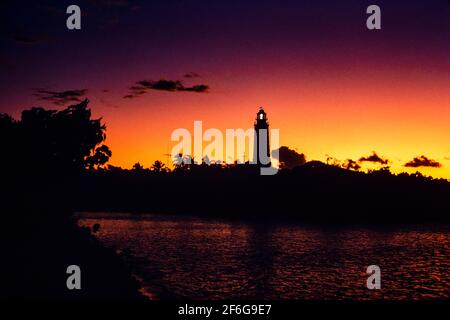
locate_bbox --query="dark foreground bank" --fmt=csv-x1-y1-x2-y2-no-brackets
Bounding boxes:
0,204,145,301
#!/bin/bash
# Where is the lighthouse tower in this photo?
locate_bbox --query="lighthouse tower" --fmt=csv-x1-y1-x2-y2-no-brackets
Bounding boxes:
254,107,270,166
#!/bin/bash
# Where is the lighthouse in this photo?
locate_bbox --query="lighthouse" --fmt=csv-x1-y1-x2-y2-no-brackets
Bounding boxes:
254,107,271,166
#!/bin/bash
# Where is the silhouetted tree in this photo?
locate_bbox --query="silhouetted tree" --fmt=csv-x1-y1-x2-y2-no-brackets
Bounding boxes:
86,145,112,170
173,154,197,172
150,160,168,173
0,99,110,174
368,166,392,176
342,159,361,171
107,164,123,172
202,155,211,165
132,162,145,171
325,154,341,167
0,113,18,170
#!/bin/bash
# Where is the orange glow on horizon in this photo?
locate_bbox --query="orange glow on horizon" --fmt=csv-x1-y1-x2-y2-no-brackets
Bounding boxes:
87,62,450,180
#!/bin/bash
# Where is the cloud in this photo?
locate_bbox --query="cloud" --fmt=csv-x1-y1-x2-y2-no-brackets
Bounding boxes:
11,33,52,45
124,79,209,98
184,72,200,78
182,84,209,92
13,35,40,44
358,151,389,165
33,89,88,106
404,155,442,168
99,98,120,109
272,146,306,169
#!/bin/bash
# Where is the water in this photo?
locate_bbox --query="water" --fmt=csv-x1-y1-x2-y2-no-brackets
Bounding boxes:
77,213,450,300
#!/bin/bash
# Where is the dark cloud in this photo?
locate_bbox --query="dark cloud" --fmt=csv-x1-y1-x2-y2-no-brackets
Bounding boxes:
404,156,442,168
13,35,39,44
140,80,180,91
342,159,361,171
11,32,52,45
124,79,209,98
182,84,209,92
359,151,389,165
184,72,200,78
33,89,88,106
99,98,120,109
272,146,306,169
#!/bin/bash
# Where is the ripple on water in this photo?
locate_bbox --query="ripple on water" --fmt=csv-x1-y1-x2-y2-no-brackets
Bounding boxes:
78,214,450,300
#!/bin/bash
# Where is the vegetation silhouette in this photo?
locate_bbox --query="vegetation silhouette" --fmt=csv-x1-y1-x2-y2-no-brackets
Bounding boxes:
0,98,111,174
2,99,448,224
0,100,144,300
77,158,450,224
1,99,449,300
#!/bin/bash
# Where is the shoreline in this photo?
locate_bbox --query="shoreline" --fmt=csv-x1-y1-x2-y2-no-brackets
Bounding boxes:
77,212,450,300
1,206,146,301
74,209,450,227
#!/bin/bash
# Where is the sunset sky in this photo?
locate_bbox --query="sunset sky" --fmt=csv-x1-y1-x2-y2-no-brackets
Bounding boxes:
1,0,449,178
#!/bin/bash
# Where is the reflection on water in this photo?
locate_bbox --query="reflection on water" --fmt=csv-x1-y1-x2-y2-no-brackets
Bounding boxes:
78,213,450,300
